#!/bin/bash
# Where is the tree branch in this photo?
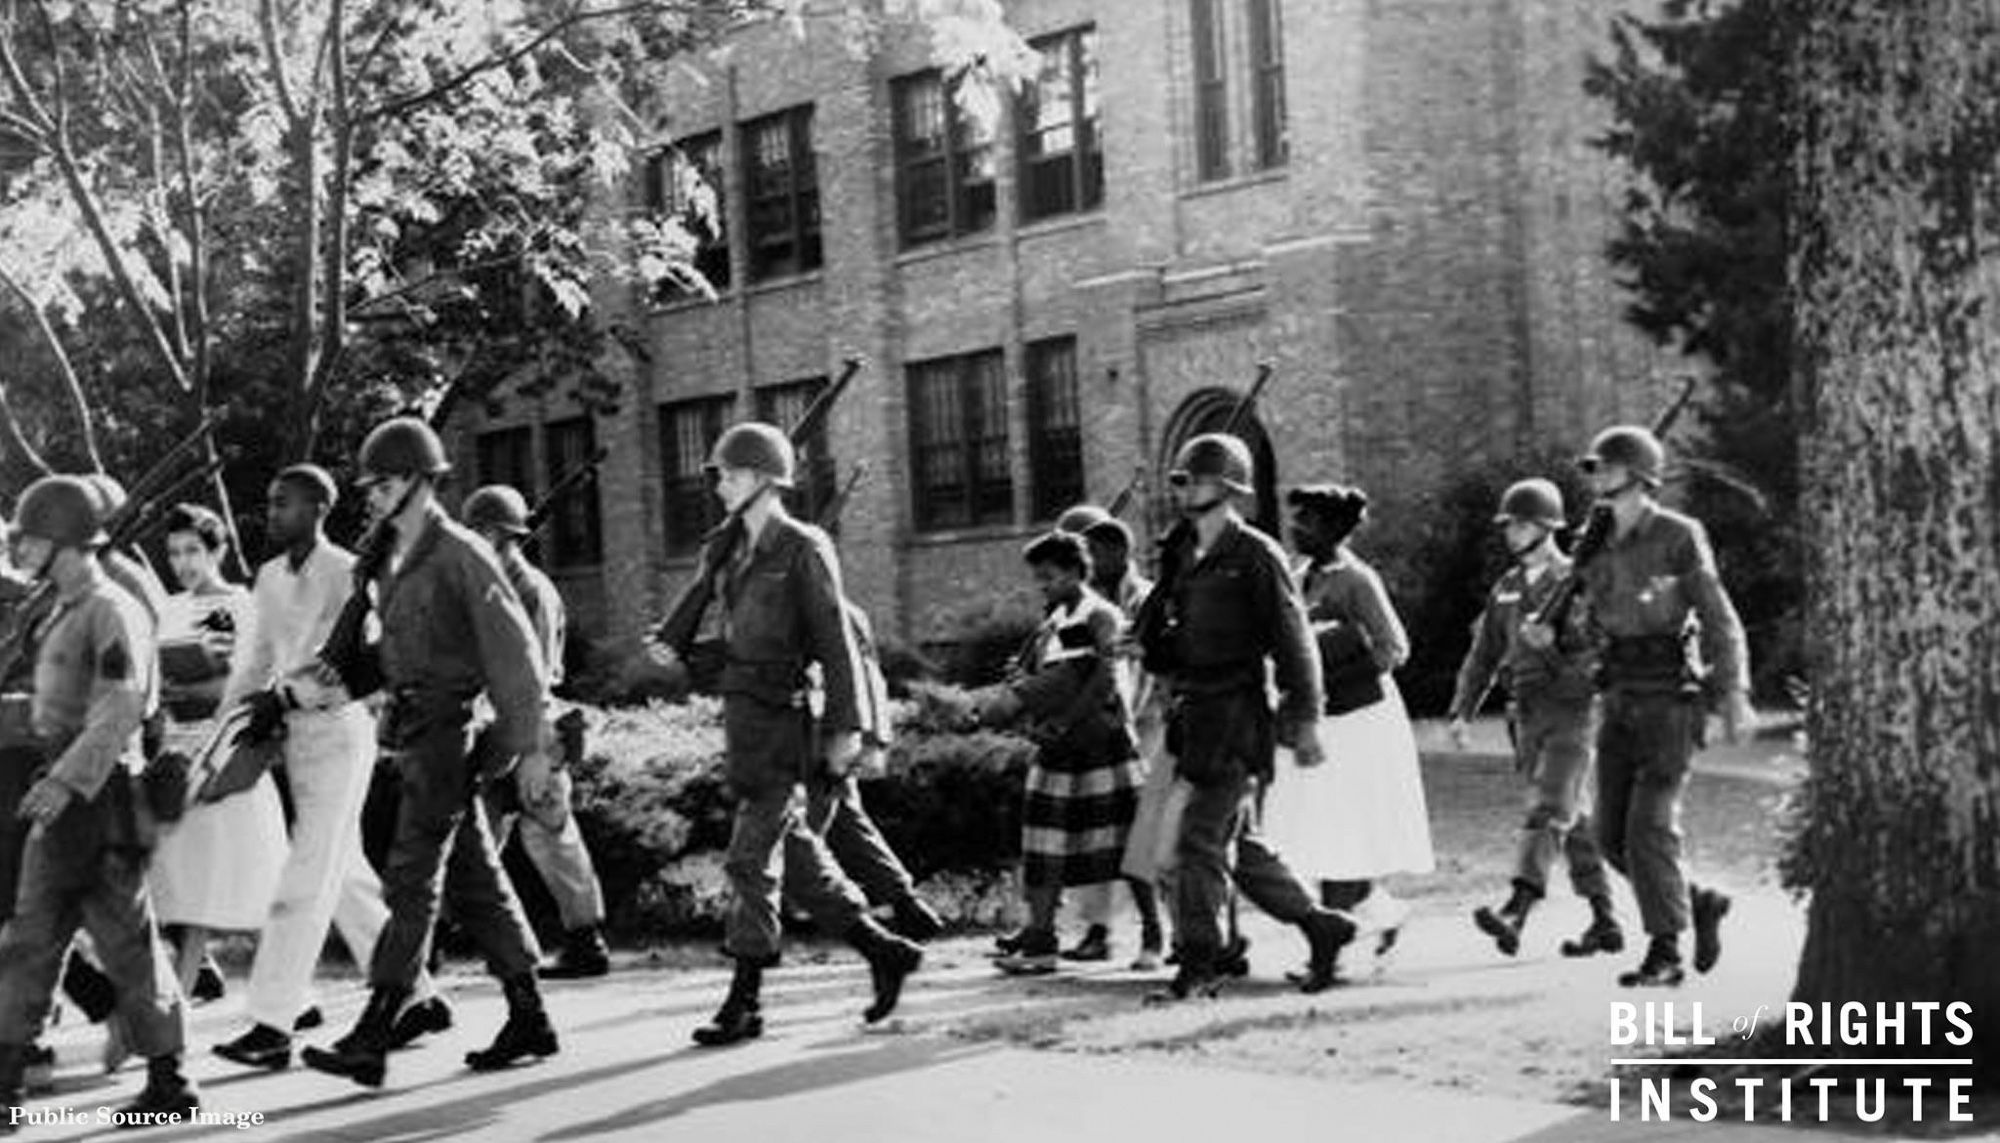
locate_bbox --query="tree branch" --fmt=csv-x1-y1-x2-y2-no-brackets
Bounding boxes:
257,0,303,126
0,7,54,134
344,255,529,318
0,379,51,480
173,0,211,407
356,1,660,126
0,261,103,472
25,0,64,136
300,0,353,456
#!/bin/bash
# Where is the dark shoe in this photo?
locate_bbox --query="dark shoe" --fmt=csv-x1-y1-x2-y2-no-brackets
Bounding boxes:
1561,915,1627,958
301,985,407,1088
213,1024,291,1071
387,997,453,1050
849,918,922,1023
1297,911,1358,994
1060,925,1112,963
1215,934,1252,978
1692,886,1731,974
1145,961,1224,1004
293,1006,324,1032
996,929,1059,976
1618,938,1686,988
118,1056,199,1126
1473,905,1524,957
464,975,558,1071
538,927,611,981
191,962,226,1004
23,1044,53,1069
889,897,946,943
693,958,766,1047
991,927,1032,957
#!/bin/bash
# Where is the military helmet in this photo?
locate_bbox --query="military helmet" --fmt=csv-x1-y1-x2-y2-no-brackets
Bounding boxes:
13,475,108,549
705,422,795,488
1169,433,1254,496
356,417,451,486
1578,425,1665,486
1054,503,1112,535
1495,478,1565,527
463,485,532,536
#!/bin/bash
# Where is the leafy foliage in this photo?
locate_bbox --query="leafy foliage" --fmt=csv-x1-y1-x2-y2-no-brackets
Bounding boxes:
1585,0,1802,697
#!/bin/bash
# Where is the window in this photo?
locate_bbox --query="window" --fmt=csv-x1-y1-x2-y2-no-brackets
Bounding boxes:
755,378,840,526
893,71,997,246
743,106,823,282
1248,0,1287,169
644,131,729,299
475,426,533,492
542,416,603,569
908,350,1012,532
658,396,735,557
1190,0,1229,181
1026,338,1085,520
1018,27,1103,223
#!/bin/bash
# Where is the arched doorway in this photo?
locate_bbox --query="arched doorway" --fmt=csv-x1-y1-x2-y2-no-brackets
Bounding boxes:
1158,388,1282,538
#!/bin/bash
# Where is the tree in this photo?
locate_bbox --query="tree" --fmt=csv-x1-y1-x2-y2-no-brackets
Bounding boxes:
1786,0,2000,1066
1586,0,1802,698
0,0,1027,542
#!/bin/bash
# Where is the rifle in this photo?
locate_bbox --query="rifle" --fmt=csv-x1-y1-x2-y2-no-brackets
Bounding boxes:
0,419,226,690
817,462,868,529
1134,360,1276,675
1527,373,1701,633
524,447,609,535
313,514,394,700
1104,464,1147,518
649,354,864,659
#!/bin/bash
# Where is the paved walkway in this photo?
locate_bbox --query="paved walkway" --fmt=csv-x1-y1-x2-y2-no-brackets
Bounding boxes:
13,932,1954,1143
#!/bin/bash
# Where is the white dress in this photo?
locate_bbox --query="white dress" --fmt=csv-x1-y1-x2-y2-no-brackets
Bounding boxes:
1262,551,1436,881
147,586,288,931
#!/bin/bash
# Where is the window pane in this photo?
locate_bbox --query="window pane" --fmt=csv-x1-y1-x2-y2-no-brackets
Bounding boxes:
659,397,732,555
1027,339,1085,520
1250,0,1288,169
544,417,603,568
1191,0,1229,180
476,427,533,492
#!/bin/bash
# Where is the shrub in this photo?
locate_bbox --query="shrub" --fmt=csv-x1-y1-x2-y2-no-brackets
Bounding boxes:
921,597,1041,687
536,697,1037,940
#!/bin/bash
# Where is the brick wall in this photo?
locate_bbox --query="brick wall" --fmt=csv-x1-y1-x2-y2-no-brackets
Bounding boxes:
449,0,1674,664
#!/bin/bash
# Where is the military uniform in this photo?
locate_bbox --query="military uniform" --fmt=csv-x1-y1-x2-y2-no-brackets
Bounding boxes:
368,505,548,990
483,545,606,946
1149,515,1352,991
1451,554,1612,909
0,559,186,1094
1576,502,1748,944
714,514,876,962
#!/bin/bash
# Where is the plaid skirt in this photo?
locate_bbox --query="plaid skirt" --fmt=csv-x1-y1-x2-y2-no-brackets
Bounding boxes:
1021,749,1143,889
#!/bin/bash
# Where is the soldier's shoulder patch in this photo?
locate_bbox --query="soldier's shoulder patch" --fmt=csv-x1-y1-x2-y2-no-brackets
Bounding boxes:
99,638,131,681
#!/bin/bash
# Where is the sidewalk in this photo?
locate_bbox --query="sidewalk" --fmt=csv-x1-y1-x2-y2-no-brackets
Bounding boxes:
16,938,1948,1143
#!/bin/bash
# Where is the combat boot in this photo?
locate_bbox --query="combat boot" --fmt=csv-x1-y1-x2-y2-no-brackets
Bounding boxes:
301,984,407,1087
692,958,765,1047
1691,885,1731,973
464,973,559,1071
1561,896,1626,958
1145,950,1225,1004
1215,933,1252,978
119,1054,199,1123
1296,910,1359,995
1617,936,1686,988
1473,880,1543,957
538,926,611,980
847,916,923,1023
386,996,453,1050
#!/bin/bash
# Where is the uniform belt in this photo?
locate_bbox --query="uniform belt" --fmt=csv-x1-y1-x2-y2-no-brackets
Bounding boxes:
1171,661,1264,697
1600,635,1694,685
720,660,808,707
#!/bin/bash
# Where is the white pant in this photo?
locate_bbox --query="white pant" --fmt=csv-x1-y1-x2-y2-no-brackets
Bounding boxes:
244,704,433,1030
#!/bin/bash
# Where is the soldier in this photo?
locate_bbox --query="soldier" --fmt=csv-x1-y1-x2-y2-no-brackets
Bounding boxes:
1527,426,1752,987
0,475,196,1119
460,485,612,979
1137,434,1356,1000
211,465,448,1071
673,422,922,1046
1449,479,1623,959
301,418,559,1086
